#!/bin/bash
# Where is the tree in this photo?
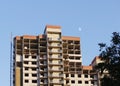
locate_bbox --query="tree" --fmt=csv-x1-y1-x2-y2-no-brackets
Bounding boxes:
96,32,120,86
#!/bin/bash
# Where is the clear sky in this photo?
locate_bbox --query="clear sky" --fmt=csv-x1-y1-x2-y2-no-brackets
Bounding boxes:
0,0,120,85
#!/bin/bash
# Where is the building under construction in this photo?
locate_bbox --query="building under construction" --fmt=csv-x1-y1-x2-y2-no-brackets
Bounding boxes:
13,25,101,86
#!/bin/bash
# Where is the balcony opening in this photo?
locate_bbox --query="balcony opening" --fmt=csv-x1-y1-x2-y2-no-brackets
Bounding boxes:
25,80,29,83
71,80,75,83
78,80,82,84
32,80,37,83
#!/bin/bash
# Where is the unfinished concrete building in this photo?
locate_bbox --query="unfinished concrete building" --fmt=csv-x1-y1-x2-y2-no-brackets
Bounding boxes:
13,25,99,86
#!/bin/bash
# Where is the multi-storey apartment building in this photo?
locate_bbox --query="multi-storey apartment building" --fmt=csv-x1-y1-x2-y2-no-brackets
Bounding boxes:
13,25,98,86
90,56,109,86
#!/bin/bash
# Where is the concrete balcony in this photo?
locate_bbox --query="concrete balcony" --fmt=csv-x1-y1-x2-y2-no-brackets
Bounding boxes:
40,82,48,85
23,64,37,68
49,81,64,85
40,52,47,55
40,75,47,79
48,74,63,78
39,69,47,72
49,56,62,60
48,44,62,48
48,38,62,42
49,67,63,71
40,69,47,73
39,57,47,61
49,50,62,54
64,77,70,80
49,62,63,66
68,54,81,57
39,63,47,67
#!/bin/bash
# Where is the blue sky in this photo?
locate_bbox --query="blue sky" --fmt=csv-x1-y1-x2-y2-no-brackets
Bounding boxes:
0,0,120,85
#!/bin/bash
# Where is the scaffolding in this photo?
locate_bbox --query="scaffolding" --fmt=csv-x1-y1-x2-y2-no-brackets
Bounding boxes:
10,33,13,86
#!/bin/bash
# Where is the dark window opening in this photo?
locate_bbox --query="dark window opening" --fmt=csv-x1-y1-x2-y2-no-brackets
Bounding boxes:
32,80,37,83
32,74,37,77
25,73,29,76
66,80,69,84
71,74,74,77
25,55,29,58
91,81,94,84
25,67,29,70
78,80,82,84
85,75,88,78
66,74,69,77
32,68,36,71
85,81,89,84
78,74,81,77
25,80,29,83
17,62,22,67
71,80,75,83
32,56,36,59
24,61,28,64
32,62,36,65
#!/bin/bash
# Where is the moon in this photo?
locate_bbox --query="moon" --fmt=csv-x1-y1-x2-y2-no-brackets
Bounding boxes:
78,27,82,31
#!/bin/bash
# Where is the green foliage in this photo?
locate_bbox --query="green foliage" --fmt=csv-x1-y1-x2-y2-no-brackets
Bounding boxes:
96,32,120,86
101,75,113,86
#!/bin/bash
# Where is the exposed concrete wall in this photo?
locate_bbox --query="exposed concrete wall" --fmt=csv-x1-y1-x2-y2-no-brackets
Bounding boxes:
15,67,21,86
